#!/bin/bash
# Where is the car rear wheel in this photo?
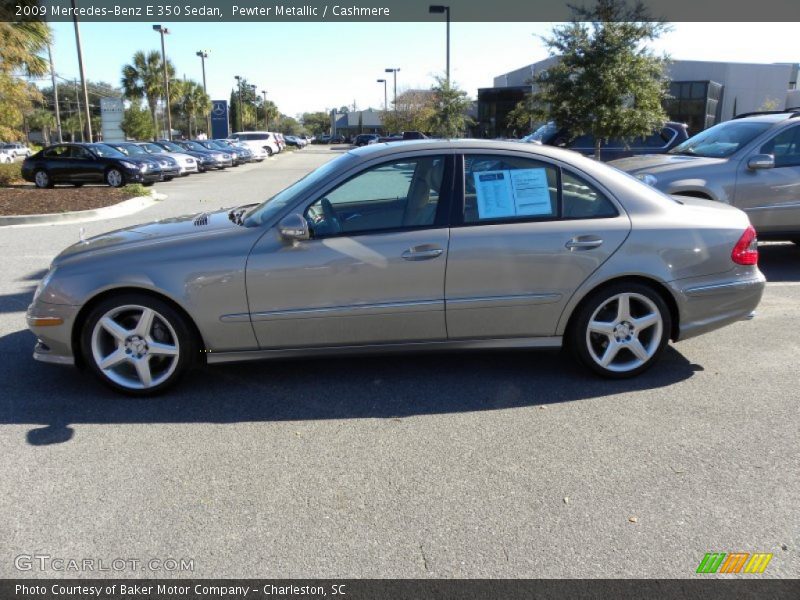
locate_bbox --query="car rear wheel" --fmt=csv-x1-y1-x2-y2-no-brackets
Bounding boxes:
264,147,273,157
34,169,53,188
81,294,197,396
105,168,125,188
570,283,671,378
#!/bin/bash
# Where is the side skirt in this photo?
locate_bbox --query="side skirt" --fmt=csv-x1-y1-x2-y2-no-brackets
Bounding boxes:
205,336,563,365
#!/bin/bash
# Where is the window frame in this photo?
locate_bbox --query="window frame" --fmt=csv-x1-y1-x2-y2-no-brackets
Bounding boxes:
451,151,621,227
302,153,455,240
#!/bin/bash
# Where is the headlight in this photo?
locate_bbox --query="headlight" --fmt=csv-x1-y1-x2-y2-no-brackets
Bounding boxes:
33,268,56,302
636,173,657,186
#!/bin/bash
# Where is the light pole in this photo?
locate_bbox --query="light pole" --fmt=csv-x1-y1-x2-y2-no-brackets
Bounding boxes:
153,25,172,140
429,5,450,84
47,43,63,143
261,90,269,130
376,79,387,111
234,75,243,131
384,68,400,113
196,50,210,136
71,0,92,141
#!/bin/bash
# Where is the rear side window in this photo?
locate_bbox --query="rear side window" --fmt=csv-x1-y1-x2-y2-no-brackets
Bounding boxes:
43,145,70,158
464,155,558,223
562,171,618,219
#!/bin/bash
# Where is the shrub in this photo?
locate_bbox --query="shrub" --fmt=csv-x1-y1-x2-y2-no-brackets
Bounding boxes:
0,162,23,186
122,183,151,197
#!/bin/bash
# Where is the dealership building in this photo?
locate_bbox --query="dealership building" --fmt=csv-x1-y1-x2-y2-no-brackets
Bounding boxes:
478,58,800,138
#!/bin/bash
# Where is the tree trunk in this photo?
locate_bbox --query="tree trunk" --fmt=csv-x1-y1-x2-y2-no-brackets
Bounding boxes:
594,138,602,161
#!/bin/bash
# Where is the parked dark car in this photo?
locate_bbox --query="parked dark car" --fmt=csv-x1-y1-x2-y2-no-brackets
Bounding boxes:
103,142,180,181
378,134,403,143
402,131,428,140
139,140,207,173
22,143,161,188
524,121,690,161
354,134,380,147
169,140,233,169
195,139,251,166
329,135,345,144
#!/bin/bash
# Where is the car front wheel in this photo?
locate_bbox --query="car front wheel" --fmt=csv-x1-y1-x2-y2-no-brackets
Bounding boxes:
570,283,671,378
34,169,53,188
80,294,197,395
105,168,125,187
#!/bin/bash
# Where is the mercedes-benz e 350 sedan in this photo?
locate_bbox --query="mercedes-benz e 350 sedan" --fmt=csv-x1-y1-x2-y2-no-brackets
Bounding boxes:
27,140,765,395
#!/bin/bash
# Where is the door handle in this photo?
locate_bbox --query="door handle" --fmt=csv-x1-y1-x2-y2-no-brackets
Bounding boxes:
401,245,444,261
565,237,603,250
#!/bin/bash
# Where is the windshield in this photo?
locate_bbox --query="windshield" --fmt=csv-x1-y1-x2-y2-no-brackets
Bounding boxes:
115,144,146,156
182,141,207,151
669,121,772,158
244,154,352,227
90,144,125,158
141,143,165,154
529,121,560,143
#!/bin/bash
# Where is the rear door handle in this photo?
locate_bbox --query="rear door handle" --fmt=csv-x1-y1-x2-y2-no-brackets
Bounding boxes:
401,245,444,261
565,237,604,250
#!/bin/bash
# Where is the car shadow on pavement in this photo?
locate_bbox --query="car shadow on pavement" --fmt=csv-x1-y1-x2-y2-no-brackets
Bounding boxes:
758,242,800,282
0,328,699,446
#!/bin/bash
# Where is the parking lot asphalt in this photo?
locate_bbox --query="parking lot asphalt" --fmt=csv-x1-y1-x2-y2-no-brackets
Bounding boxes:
0,146,797,579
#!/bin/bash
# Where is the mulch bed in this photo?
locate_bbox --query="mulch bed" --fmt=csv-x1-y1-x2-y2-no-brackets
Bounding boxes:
0,184,140,216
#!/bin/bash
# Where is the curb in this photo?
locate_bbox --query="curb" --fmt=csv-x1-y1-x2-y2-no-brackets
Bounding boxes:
0,192,165,228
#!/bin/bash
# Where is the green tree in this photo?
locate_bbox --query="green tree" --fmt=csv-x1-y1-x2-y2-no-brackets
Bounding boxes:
121,101,155,140
171,80,210,137
528,0,670,159
429,76,473,138
0,19,50,140
121,50,176,139
301,111,330,135
25,107,55,144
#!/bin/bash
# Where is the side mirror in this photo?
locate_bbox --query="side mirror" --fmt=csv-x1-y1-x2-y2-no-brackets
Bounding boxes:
747,154,775,170
278,213,310,241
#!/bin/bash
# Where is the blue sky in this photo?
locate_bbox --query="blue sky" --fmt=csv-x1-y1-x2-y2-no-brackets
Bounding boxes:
46,21,799,117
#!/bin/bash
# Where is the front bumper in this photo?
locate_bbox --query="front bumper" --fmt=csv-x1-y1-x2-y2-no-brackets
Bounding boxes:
160,166,181,179
127,169,162,184
671,268,767,341
27,301,80,366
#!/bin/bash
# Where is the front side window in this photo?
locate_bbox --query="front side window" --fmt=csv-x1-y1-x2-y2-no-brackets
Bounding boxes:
464,154,558,223
304,156,446,237
760,125,800,167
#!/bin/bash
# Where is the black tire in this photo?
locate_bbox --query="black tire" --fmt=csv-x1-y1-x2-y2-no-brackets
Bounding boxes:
72,183,84,187
569,282,671,379
79,293,198,396
33,169,53,189
265,147,273,157
105,168,125,188
143,181,155,187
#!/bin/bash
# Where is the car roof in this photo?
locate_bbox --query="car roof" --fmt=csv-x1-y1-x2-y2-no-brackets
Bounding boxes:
730,112,800,123
347,138,590,161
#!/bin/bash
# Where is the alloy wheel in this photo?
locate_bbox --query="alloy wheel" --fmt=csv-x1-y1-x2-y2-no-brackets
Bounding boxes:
585,292,663,373
106,169,123,187
34,170,50,188
90,304,180,390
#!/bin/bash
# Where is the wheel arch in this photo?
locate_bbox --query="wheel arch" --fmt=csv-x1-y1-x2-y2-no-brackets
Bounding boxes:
561,275,680,343
71,286,207,368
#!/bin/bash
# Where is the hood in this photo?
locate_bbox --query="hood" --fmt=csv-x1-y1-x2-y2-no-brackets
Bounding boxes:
52,208,245,265
609,153,727,175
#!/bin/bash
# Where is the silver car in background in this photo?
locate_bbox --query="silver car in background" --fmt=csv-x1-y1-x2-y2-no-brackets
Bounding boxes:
27,140,765,395
611,111,800,242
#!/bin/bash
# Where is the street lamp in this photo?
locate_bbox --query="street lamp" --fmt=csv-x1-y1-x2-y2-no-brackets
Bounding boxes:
428,5,451,84
261,90,269,130
376,79,387,111
234,75,243,131
196,50,210,136
384,68,400,113
248,84,257,130
71,0,92,141
153,25,172,140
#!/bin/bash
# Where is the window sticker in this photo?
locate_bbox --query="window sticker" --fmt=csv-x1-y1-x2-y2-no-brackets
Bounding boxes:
473,168,553,219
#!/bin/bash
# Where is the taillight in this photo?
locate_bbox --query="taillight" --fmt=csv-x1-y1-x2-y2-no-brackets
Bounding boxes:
731,225,758,265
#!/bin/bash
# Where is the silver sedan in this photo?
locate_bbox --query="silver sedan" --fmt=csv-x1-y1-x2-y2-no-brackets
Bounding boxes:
27,140,765,395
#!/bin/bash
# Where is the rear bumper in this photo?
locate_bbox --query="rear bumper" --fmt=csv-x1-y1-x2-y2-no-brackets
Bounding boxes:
671,269,766,341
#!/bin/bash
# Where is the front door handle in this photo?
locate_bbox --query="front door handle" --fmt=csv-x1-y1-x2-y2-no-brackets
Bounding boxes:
401,245,444,261
565,236,603,250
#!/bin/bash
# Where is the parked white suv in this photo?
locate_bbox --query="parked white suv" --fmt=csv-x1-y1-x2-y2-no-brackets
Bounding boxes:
230,132,280,157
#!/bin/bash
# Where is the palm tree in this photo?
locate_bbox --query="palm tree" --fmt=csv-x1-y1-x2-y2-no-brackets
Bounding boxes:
181,81,211,138
262,100,279,130
0,21,50,76
121,50,175,139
